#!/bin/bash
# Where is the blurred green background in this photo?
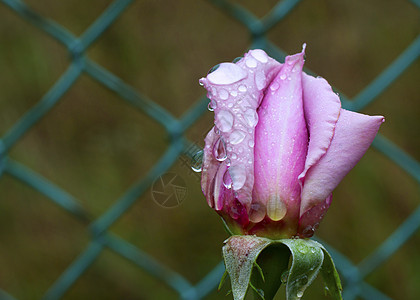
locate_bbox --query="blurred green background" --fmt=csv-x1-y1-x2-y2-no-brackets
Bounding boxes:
0,0,419,299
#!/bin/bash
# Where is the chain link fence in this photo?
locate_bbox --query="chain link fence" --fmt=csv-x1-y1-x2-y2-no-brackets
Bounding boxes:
0,0,419,299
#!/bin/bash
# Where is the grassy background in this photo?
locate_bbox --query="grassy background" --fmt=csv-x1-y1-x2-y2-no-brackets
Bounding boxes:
0,0,419,299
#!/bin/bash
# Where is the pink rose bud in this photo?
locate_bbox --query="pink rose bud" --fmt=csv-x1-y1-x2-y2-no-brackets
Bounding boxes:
199,45,384,239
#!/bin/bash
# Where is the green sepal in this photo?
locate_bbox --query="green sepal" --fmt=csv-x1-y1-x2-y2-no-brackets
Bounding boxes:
280,239,324,300
222,236,342,300
218,270,229,291
319,247,343,300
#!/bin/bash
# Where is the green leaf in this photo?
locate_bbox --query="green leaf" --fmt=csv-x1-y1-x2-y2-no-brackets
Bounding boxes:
319,247,343,300
280,239,324,300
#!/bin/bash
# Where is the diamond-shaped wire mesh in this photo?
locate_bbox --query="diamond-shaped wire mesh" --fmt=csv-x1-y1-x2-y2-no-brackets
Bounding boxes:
0,0,419,299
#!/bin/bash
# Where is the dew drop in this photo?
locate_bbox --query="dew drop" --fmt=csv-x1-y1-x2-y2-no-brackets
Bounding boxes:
207,101,215,111
238,84,247,92
280,74,287,80
207,63,247,85
219,89,229,100
229,166,246,190
281,270,289,283
230,90,238,97
223,170,232,189
217,110,234,132
231,153,238,160
243,109,258,127
249,202,266,223
250,49,268,63
248,139,255,148
213,138,227,162
297,290,304,298
266,195,287,221
255,72,266,90
245,57,257,68
191,150,203,172
229,130,246,145
270,81,279,91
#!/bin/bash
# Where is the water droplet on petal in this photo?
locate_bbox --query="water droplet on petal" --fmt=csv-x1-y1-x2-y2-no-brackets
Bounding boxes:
255,72,266,90
266,195,287,221
249,202,266,223
213,138,227,161
245,57,257,68
223,170,232,189
270,81,279,91
238,85,247,92
191,150,203,172
207,63,247,85
207,101,215,111
230,90,238,97
244,109,258,127
219,89,229,100
280,74,287,80
217,110,234,132
250,49,268,63
229,130,246,145
229,166,246,190
248,139,255,148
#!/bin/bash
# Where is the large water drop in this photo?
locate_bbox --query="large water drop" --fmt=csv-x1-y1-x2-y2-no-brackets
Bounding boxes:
229,130,246,145
207,63,247,85
217,110,234,132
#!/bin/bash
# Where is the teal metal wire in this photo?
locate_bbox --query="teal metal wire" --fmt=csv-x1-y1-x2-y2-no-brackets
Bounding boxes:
0,0,419,299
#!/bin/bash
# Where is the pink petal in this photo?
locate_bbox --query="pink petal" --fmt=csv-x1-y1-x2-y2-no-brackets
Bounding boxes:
298,194,332,238
199,49,281,209
201,127,221,208
253,47,308,222
298,73,341,183
300,109,384,215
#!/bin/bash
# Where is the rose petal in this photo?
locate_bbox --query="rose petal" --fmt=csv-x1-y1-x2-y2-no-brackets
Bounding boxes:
199,49,281,208
201,127,220,208
298,194,332,238
300,109,384,215
253,47,307,221
299,73,341,183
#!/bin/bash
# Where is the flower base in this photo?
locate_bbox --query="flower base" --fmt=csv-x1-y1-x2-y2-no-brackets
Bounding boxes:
221,235,342,300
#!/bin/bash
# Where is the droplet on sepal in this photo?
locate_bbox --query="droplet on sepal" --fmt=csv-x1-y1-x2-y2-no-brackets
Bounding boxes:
281,270,289,283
